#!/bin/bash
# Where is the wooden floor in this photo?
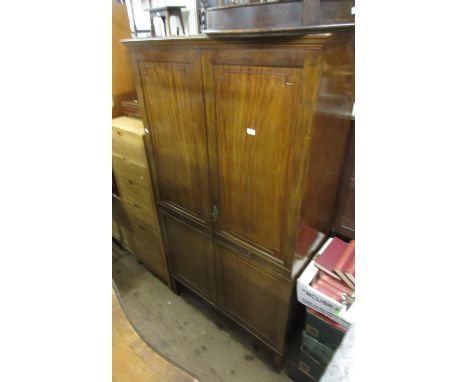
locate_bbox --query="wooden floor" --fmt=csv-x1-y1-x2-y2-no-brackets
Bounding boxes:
112,243,293,382
113,288,199,382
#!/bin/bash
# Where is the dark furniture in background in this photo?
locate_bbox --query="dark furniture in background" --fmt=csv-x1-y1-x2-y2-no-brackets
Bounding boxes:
200,0,354,33
332,120,355,240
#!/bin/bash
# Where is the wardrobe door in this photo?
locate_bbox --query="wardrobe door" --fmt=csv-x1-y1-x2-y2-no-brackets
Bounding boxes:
136,49,211,226
215,243,290,349
162,214,217,303
202,50,318,267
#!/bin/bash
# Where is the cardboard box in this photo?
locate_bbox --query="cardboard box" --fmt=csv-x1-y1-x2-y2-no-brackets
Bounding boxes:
297,238,354,328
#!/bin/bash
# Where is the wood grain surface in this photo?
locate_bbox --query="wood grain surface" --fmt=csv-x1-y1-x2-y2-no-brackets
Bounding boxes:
124,31,355,365
112,288,198,382
211,63,302,260
139,52,212,226
112,3,136,118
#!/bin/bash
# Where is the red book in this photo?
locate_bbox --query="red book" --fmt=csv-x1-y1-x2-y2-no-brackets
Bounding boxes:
319,272,354,296
334,240,355,289
315,237,348,279
334,240,355,274
310,271,354,302
310,280,342,301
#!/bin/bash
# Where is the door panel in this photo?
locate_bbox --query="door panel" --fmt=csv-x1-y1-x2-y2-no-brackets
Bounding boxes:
206,56,304,263
139,51,211,225
216,244,290,347
163,215,216,303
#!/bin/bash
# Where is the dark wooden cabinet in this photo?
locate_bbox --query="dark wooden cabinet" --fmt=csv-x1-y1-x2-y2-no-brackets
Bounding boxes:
202,49,320,268
124,31,354,365
203,0,355,32
333,120,355,239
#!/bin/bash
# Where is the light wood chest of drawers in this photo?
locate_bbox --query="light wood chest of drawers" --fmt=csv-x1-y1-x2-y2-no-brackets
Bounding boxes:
112,116,169,284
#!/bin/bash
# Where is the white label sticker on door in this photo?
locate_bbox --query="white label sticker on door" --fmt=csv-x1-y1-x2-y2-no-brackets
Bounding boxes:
247,128,256,136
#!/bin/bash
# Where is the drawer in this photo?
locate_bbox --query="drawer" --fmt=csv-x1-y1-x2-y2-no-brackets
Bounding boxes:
112,127,146,165
130,216,159,238
117,174,155,213
112,154,150,187
122,198,159,233
132,227,166,280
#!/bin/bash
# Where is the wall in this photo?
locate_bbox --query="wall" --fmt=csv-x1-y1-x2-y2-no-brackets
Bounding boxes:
112,2,136,118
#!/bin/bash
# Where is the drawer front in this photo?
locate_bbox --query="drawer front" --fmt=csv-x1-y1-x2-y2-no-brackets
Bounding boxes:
131,224,167,281
122,198,159,232
119,224,135,253
117,174,155,213
112,154,150,187
112,127,146,165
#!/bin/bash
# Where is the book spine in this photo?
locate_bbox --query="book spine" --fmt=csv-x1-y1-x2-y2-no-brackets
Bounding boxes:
346,272,355,285
315,263,342,280
307,308,347,333
302,332,334,363
313,279,342,301
299,346,327,380
335,270,355,290
320,273,354,295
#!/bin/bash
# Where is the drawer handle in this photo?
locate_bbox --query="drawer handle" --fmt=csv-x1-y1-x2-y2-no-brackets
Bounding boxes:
117,131,122,136
138,224,146,231
127,179,134,186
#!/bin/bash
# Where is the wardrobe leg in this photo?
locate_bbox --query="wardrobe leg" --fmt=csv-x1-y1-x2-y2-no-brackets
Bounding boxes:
273,353,284,373
170,277,180,295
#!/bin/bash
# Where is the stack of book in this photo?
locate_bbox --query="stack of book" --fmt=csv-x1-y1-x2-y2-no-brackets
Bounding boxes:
313,237,355,296
297,236,355,328
290,237,355,381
